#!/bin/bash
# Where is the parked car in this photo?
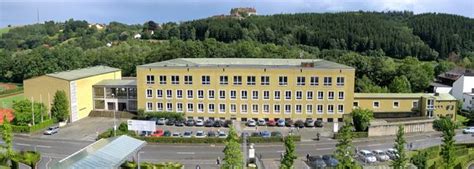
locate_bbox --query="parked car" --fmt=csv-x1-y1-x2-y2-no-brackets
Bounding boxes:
140,131,152,136
314,120,323,127
322,155,339,167
218,131,227,138
267,119,276,126
163,130,171,137
183,131,193,138
305,119,315,127
205,120,214,127
247,119,257,127
149,117,159,124
166,118,176,126
277,119,285,127
294,120,305,128
251,132,261,137
44,126,59,135
386,148,398,160
257,119,266,126
260,131,271,138
308,155,327,169
151,129,164,137
224,120,233,127
175,120,185,127
157,118,167,125
195,119,204,126
463,127,474,134
195,131,206,138
285,119,294,127
213,120,223,127
373,150,390,161
171,132,181,137
358,150,377,163
208,131,217,137
271,131,282,137
186,119,195,126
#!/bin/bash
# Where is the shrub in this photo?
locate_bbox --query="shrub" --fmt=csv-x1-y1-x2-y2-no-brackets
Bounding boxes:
140,136,226,144
247,135,301,143
334,131,368,139
121,161,183,169
411,151,428,169
15,151,40,168
118,122,128,132
0,119,54,133
352,108,374,131
145,112,184,121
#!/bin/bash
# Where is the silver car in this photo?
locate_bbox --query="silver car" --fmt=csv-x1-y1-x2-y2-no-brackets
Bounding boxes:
373,150,390,161
44,126,59,135
358,150,377,163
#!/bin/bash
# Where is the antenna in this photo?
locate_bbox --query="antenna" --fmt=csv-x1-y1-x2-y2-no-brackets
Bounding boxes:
36,8,40,23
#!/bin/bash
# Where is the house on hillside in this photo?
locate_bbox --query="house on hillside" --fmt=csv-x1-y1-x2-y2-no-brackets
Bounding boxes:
230,7,257,17
431,67,474,111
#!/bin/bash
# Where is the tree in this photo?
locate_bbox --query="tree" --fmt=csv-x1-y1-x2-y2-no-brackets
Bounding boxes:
51,90,69,122
440,117,456,168
222,126,242,169
335,119,357,168
389,75,412,93
351,108,374,131
280,136,297,169
391,125,408,169
12,100,45,126
411,151,428,169
2,115,15,164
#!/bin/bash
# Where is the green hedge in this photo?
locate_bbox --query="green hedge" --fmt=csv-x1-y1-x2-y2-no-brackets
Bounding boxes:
0,86,23,97
15,151,40,168
1,119,54,133
121,161,183,169
333,131,368,139
139,136,227,144
144,112,185,121
247,135,301,143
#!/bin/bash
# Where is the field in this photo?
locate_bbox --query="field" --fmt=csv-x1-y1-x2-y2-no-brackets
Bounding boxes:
0,94,24,109
0,27,11,37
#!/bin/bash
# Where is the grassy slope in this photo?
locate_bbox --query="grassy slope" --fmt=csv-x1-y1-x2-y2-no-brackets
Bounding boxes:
0,94,24,109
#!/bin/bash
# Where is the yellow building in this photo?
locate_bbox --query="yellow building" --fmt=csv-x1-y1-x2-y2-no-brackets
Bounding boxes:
24,66,121,122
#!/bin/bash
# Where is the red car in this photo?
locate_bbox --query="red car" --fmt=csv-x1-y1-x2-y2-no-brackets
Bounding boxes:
151,129,164,137
267,119,276,126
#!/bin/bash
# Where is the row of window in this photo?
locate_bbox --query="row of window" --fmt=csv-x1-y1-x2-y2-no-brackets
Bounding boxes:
146,75,345,86
145,89,345,100
145,102,345,114
353,100,419,109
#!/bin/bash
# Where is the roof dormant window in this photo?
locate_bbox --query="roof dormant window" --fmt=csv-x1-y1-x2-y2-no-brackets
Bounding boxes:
279,76,288,86
202,76,210,85
261,76,270,85
247,76,256,85
146,75,155,84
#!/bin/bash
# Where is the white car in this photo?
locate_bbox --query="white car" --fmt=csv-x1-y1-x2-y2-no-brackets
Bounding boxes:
44,126,59,135
372,150,390,161
183,131,193,138
358,150,377,163
247,119,256,127
195,131,206,138
171,132,181,137
463,127,474,134
218,131,227,138
195,119,204,126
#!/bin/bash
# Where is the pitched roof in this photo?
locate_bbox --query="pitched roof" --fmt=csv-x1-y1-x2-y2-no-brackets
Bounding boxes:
46,66,120,81
138,58,353,69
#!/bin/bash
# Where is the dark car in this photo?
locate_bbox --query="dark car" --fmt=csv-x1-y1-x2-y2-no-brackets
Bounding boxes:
163,130,171,137
305,119,315,127
207,131,217,137
271,131,282,137
315,120,323,127
175,120,185,127
186,119,195,126
322,155,339,167
223,120,233,127
205,120,214,127
285,119,294,127
308,155,327,169
294,120,305,128
166,118,176,126
213,120,223,127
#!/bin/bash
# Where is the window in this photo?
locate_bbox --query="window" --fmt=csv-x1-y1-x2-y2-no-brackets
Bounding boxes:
353,102,359,107
220,76,228,85
146,102,153,111
297,76,305,86
157,90,163,98
233,76,242,85
187,103,193,112
324,77,332,86
307,91,313,100
146,89,153,98
263,91,270,100
285,105,291,114
166,103,173,112
317,91,324,100
208,90,215,99
261,76,270,85
279,76,288,85
252,91,259,100
198,103,204,113
427,99,434,109
219,90,226,99
337,77,345,86
208,104,215,113
146,75,155,84
166,90,172,98
184,75,193,84
328,91,334,100
285,91,292,100
241,90,248,99
338,91,344,100
274,91,281,100
317,105,323,114
310,76,319,86
202,75,210,85
230,90,237,99
177,90,183,99
296,91,302,100
187,90,193,99
306,105,313,114
413,101,419,108
263,104,270,114
219,104,226,113
157,103,163,111
393,101,399,108
159,75,167,84
296,105,302,114
171,75,179,84
274,105,280,114
337,105,344,113
373,101,380,108
197,90,204,99
177,103,183,112
247,76,256,85
241,104,248,114
230,104,236,113
327,105,334,114
252,104,259,114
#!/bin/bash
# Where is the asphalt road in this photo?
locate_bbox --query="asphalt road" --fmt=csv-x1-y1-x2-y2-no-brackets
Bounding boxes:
10,130,474,169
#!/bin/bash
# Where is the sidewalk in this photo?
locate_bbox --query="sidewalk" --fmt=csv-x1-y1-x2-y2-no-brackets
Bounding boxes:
262,159,309,169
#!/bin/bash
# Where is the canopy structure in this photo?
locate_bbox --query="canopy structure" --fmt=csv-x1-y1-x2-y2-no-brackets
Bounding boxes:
52,135,146,169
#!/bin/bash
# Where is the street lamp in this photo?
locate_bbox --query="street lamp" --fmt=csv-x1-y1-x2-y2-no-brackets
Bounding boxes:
112,93,116,137
137,151,145,169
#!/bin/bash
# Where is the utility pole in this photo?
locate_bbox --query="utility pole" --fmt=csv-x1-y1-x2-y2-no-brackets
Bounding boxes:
31,96,35,125
36,8,40,24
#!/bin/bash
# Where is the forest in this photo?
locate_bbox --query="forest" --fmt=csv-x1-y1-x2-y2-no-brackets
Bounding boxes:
0,11,473,93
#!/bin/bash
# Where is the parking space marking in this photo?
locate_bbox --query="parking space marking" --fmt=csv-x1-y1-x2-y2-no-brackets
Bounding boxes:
16,143,30,146
177,152,196,155
366,143,383,147
37,145,52,148
315,147,332,150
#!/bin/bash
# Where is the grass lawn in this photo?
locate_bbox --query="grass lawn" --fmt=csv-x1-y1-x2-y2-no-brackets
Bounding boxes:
0,94,24,109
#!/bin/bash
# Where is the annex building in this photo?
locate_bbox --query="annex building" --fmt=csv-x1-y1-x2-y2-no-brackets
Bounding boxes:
24,58,457,123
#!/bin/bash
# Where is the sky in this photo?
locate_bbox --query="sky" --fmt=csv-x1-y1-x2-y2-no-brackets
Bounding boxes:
0,0,473,27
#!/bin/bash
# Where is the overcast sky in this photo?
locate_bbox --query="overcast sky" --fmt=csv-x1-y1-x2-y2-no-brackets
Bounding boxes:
0,0,473,27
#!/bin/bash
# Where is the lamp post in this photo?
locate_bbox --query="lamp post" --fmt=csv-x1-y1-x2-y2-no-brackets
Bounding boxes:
137,151,144,169
112,93,116,137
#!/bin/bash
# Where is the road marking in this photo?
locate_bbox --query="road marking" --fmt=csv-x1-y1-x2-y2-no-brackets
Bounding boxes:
276,150,285,153
45,157,52,169
176,152,195,155
37,145,52,148
316,147,332,150
366,143,383,147
16,143,30,146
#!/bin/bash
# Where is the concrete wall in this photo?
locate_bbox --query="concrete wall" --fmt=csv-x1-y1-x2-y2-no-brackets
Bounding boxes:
368,119,435,137
24,76,70,115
